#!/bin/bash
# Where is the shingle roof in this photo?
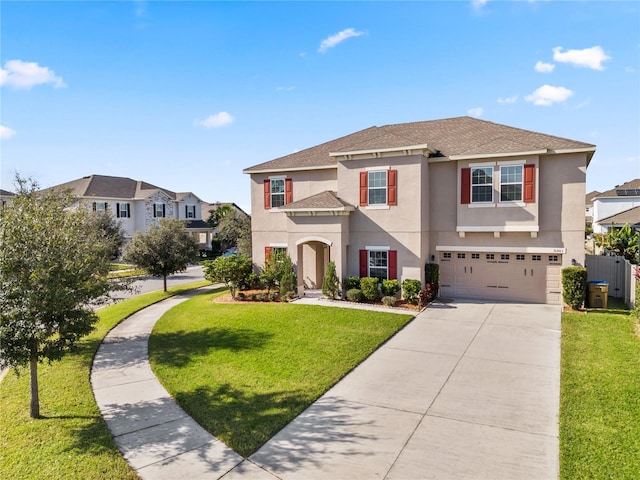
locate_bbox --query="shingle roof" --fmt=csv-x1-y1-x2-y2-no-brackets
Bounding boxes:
596,179,640,198
0,189,15,196
244,116,596,173
46,174,176,200
598,206,640,226
585,190,602,204
279,191,355,211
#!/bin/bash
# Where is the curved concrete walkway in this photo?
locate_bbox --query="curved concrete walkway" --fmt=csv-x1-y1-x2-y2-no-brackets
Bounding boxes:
92,291,560,479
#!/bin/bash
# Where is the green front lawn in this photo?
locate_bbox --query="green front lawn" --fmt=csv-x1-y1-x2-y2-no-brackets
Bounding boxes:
561,307,640,479
0,281,211,480
149,292,413,457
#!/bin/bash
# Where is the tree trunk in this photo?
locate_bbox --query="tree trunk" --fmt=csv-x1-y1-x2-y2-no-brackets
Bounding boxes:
29,356,40,418
163,274,167,292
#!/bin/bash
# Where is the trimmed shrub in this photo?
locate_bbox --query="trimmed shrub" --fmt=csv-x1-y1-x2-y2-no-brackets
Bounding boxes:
268,292,278,302
402,279,422,305
425,263,439,298
360,277,380,301
279,270,296,298
562,266,587,310
382,296,397,307
381,279,401,297
322,261,340,299
343,276,360,291
346,288,364,303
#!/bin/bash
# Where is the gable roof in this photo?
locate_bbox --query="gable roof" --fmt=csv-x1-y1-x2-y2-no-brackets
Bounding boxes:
45,174,177,200
244,116,596,173
595,178,640,199
279,190,355,211
585,190,602,204
598,206,640,226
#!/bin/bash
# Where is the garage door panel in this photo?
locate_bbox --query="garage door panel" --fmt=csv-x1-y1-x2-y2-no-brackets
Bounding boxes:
439,252,561,305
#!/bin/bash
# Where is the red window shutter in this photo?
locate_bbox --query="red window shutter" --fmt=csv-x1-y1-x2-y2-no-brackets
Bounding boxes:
264,180,271,209
461,168,471,204
388,250,397,280
388,170,397,206
359,172,368,206
523,164,535,203
359,249,368,277
285,178,293,205
265,246,272,262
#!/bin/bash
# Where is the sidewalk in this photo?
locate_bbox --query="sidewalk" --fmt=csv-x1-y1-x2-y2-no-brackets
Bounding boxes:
92,291,560,479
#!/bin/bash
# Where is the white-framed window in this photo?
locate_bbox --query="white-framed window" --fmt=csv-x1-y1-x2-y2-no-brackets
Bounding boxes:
270,178,285,208
500,165,523,202
93,201,108,212
116,202,130,218
186,205,196,218
154,203,166,218
368,250,388,282
368,170,388,205
471,167,493,203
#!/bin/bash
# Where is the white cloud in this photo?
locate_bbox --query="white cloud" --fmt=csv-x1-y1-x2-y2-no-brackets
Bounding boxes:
0,59,66,89
552,46,611,70
467,107,483,117
318,28,364,54
195,112,234,128
497,95,518,104
525,84,574,106
0,125,16,140
276,86,295,92
472,0,488,8
535,61,555,73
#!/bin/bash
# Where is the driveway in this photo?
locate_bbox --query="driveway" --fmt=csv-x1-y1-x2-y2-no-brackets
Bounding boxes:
241,300,561,479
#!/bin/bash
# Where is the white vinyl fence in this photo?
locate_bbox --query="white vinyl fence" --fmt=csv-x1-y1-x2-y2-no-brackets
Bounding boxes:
585,255,637,308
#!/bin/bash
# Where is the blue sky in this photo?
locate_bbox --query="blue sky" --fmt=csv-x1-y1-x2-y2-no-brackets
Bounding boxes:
1,0,638,213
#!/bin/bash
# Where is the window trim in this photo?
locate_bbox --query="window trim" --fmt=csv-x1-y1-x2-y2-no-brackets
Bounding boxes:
185,204,196,219
471,166,494,203
154,203,166,218
499,164,524,203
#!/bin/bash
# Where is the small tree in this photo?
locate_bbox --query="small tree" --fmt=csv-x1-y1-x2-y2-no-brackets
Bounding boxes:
203,254,253,299
0,176,126,418
279,255,297,298
322,261,340,299
217,209,252,256
562,266,587,310
124,218,198,291
86,210,126,260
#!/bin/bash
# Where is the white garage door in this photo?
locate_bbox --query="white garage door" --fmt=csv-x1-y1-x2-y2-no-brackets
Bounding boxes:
439,251,562,304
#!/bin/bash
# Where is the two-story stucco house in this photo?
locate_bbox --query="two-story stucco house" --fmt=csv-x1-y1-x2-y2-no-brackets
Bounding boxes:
47,174,213,247
244,116,596,305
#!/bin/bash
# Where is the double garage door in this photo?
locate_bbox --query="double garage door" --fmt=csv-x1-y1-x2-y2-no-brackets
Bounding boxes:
439,251,562,304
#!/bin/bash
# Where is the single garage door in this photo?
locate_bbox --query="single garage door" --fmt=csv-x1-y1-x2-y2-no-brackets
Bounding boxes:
439,251,562,304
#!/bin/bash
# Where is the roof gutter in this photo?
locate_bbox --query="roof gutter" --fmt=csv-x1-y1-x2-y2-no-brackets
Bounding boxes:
329,143,432,159
242,164,337,175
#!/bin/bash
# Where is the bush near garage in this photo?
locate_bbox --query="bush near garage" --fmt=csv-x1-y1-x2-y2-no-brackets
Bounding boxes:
561,266,587,310
425,263,439,298
402,279,422,305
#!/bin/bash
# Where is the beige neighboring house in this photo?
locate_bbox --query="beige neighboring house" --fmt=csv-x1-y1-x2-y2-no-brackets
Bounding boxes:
243,116,596,305
199,202,251,248
585,190,601,225
44,174,213,248
592,179,640,234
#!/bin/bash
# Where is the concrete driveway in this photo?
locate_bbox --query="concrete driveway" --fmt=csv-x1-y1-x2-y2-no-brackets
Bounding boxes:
242,300,561,480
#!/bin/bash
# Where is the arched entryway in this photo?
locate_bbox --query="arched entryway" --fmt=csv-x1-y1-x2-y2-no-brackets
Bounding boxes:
296,237,332,291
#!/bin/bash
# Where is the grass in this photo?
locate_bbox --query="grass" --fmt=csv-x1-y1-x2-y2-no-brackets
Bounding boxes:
0,280,210,480
149,292,413,457
560,304,640,479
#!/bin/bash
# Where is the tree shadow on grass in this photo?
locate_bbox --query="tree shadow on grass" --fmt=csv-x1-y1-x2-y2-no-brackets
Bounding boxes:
149,327,273,368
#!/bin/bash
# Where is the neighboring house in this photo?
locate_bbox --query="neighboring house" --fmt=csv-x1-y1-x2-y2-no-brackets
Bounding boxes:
597,206,640,232
244,116,596,305
199,202,251,249
44,174,213,247
0,189,15,206
592,179,640,234
585,190,601,225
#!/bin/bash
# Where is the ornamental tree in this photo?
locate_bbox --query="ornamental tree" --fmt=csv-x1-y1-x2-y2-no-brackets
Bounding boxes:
203,254,253,299
123,218,198,292
0,177,126,418
594,223,639,263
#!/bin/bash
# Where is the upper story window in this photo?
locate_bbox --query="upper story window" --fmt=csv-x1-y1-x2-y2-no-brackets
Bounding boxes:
461,164,535,205
185,205,196,218
359,169,397,207
154,203,166,218
500,165,523,202
116,202,130,218
92,201,108,212
264,177,292,209
270,179,285,208
471,167,493,203
368,171,387,205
